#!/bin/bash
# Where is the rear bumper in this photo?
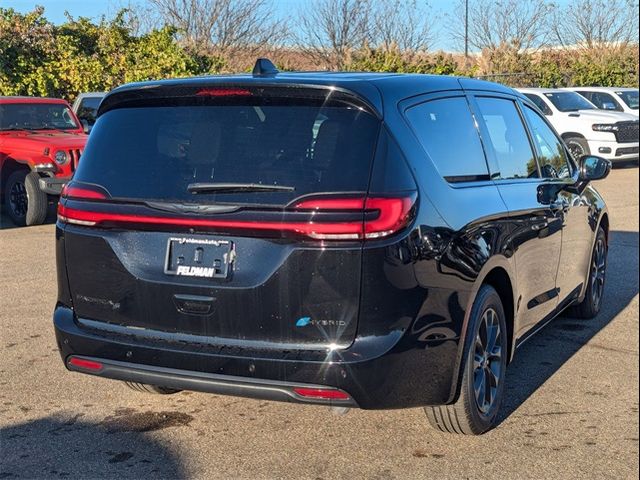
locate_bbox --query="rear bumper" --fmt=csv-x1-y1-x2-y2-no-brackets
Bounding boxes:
39,175,71,195
67,355,358,407
53,305,459,409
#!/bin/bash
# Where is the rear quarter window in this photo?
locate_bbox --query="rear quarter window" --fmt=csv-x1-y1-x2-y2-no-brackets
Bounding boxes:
405,97,489,182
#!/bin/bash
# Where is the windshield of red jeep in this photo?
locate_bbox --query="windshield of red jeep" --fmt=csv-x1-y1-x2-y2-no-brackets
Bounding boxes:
0,103,79,131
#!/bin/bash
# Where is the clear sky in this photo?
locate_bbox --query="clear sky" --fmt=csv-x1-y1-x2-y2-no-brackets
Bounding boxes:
2,0,571,52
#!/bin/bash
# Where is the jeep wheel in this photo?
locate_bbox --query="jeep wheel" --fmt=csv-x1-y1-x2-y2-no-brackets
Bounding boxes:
4,171,48,226
424,285,507,434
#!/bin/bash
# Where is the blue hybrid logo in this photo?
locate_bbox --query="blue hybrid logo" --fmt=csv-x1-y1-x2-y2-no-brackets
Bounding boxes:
296,317,312,327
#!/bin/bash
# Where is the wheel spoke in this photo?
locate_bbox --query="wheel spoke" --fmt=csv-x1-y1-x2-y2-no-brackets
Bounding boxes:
487,362,500,387
483,367,492,409
474,368,486,401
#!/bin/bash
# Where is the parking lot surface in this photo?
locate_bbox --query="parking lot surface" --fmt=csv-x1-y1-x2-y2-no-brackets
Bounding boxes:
1,166,638,479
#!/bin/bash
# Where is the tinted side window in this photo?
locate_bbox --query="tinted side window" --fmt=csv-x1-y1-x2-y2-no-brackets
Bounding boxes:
405,97,489,182
523,93,552,115
76,97,102,126
475,97,538,179
591,92,623,111
523,105,572,180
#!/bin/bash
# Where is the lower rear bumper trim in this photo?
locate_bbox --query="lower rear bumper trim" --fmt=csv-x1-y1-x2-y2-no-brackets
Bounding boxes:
67,355,358,407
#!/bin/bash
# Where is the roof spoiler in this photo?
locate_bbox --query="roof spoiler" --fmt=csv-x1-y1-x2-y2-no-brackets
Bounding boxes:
252,58,279,77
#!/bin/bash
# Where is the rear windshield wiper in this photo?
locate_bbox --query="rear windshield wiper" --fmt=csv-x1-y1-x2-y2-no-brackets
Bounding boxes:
187,182,295,194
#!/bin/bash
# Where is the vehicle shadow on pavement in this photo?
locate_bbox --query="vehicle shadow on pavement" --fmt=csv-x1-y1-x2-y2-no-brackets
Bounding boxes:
0,413,187,479
498,229,639,425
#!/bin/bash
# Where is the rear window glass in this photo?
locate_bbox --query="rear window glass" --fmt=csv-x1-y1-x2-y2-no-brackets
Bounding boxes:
74,99,380,206
405,97,489,182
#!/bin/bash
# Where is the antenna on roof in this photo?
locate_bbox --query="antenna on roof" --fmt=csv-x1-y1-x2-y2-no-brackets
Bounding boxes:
252,58,279,77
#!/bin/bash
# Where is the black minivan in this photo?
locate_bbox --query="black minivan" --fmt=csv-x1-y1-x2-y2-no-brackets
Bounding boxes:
54,61,611,434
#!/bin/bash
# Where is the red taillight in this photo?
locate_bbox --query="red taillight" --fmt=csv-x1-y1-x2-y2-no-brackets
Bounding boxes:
58,194,415,240
293,195,415,240
363,197,414,239
293,387,351,400
61,184,108,200
196,88,252,97
68,357,103,371
294,197,366,210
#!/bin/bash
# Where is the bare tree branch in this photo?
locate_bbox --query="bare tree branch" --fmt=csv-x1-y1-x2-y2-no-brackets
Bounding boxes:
148,0,287,55
296,0,370,70
369,0,437,53
449,0,554,52
552,0,639,50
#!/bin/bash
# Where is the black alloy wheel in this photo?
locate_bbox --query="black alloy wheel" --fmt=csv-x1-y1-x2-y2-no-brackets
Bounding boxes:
473,307,503,415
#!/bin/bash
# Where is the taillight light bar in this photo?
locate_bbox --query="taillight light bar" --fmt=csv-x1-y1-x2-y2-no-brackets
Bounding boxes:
58,194,416,241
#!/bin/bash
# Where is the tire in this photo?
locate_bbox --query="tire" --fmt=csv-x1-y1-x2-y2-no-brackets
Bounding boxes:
568,227,607,319
123,381,182,395
565,136,590,161
425,285,508,435
3,170,48,226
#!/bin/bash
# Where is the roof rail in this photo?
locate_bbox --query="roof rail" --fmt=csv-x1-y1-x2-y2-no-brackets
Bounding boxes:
252,58,279,77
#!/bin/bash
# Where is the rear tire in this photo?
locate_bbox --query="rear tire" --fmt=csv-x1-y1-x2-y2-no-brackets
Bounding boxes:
568,227,607,319
123,381,181,395
425,285,507,435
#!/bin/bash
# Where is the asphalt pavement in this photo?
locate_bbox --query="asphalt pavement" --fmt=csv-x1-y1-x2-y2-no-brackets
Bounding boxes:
0,166,638,479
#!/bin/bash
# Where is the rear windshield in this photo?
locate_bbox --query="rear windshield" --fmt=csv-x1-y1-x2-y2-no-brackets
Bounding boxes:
75,97,380,206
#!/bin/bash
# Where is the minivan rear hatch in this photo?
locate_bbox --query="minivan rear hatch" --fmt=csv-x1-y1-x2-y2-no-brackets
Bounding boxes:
60,85,413,350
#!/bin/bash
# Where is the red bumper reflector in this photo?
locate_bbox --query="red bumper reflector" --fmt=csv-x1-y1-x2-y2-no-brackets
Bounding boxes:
293,387,350,400
68,357,103,371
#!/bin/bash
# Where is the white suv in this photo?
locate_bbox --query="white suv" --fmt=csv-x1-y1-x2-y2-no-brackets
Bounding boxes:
564,87,638,117
518,88,639,163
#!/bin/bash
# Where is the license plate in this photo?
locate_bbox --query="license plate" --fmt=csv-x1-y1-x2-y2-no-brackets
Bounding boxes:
164,237,234,279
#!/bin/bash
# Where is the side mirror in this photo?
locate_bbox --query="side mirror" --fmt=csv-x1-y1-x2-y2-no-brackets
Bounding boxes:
578,155,611,182
80,119,91,134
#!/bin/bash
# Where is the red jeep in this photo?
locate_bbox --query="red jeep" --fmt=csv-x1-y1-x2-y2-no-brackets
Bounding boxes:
1,97,87,226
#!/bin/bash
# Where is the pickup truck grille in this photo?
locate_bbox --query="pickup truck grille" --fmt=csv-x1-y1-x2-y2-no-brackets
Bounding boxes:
614,122,639,143
68,149,82,172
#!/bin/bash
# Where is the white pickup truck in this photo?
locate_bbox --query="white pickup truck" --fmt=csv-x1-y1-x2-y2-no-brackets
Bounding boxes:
564,87,638,117
518,88,639,163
